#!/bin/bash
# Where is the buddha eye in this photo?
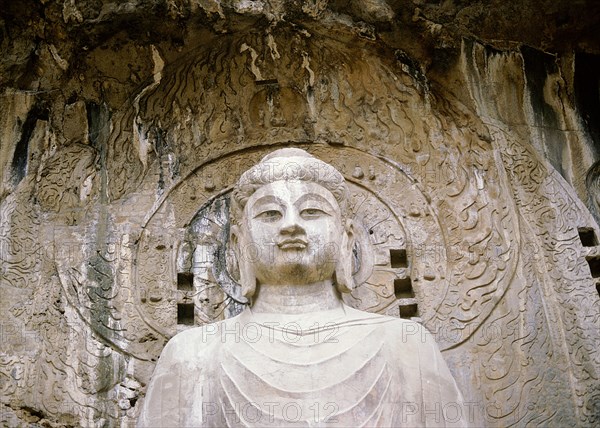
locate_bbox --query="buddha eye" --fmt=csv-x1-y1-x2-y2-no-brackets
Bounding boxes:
256,210,282,221
300,208,327,218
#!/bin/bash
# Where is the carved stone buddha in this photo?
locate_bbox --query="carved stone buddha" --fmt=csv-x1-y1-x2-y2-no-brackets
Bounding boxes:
138,148,467,427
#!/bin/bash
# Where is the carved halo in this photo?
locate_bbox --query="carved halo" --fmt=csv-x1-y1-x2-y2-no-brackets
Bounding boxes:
131,144,448,344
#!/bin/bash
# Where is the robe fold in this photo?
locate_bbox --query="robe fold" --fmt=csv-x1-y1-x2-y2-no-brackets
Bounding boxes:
138,305,467,427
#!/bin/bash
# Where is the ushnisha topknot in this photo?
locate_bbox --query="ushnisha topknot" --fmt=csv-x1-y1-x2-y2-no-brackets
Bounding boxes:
230,148,349,224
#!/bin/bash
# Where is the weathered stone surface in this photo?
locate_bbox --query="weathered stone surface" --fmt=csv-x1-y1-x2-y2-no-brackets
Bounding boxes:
1,1,599,426
139,148,466,426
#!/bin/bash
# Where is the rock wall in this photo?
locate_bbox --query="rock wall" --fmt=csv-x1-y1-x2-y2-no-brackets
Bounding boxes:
1,1,599,426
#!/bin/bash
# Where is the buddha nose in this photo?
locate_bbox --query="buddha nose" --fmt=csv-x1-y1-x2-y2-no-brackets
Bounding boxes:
280,211,305,235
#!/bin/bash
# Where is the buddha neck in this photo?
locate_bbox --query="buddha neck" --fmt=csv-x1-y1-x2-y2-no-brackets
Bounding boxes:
250,280,342,314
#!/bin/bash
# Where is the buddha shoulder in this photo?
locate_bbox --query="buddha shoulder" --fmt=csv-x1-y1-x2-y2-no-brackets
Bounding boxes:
351,309,440,353
159,316,240,362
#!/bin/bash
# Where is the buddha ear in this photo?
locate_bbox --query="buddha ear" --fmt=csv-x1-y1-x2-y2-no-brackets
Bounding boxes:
335,219,356,293
230,224,256,300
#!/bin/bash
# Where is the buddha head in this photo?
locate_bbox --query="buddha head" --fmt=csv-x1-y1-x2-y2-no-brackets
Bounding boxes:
230,148,355,300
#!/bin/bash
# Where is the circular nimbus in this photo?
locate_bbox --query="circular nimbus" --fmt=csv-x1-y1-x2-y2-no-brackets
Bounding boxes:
132,144,448,342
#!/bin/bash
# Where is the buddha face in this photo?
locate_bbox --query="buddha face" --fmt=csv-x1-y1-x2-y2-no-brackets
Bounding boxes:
240,180,345,286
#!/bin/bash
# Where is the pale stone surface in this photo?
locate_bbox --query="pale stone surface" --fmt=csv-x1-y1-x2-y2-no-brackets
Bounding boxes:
139,306,463,427
138,149,467,426
1,1,600,426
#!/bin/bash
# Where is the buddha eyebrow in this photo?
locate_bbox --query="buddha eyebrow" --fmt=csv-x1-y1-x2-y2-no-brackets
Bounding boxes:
294,193,335,210
250,195,285,208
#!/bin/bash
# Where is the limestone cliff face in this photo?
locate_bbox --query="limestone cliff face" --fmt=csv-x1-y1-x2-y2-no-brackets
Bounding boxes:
1,1,599,426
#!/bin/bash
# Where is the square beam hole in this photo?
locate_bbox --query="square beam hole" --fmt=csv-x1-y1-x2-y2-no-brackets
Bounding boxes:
390,249,408,268
596,282,600,297
394,278,415,299
177,303,195,325
399,304,418,319
177,272,194,291
587,258,600,279
579,228,598,247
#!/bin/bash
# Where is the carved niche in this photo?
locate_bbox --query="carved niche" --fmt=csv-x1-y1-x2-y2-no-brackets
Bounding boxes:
1,27,598,427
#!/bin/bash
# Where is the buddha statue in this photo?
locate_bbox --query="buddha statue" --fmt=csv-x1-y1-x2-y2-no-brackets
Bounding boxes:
138,148,467,427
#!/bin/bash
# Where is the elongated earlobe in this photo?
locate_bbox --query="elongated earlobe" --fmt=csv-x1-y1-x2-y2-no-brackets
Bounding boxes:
231,225,256,300
335,220,355,293
238,256,256,301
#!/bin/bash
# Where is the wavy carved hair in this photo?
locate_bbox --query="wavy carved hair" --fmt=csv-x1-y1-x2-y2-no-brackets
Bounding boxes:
230,148,349,225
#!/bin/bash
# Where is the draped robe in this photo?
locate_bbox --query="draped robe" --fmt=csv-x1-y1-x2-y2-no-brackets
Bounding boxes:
138,305,467,427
